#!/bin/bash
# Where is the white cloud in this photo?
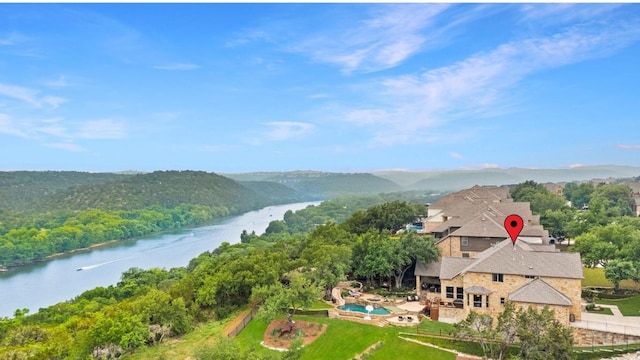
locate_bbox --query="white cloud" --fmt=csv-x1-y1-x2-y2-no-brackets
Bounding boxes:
450,152,464,159
519,4,621,25
75,119,126,139
0,31,29,46
335,18,640,146
0,114,28,138
44,75,71,89
617,144,640,150
45,142,84,152
264,121,313,141
460,163,500,170
292,4,452,73
0,83,67,109
153,63,200,71
569,163,584,168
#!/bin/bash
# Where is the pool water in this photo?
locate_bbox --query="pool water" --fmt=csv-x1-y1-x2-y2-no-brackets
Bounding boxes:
338,303,391,315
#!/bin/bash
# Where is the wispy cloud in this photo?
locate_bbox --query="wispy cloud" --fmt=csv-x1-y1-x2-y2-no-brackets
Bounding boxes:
617,144,640,150
0,114,28,138
153,63,200,71
450,152,464,159
43,75,71,89
45,142,84,152
0,31,29,46
75,119,126,139
292,4,452,73
335,18,640,146
460,163,500,170
0,83,67,109
519,4,621,25
569,163,584,168
225,29,272,47
264,121,313,141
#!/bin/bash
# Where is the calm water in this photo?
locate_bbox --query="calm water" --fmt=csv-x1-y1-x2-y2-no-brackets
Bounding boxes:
0,201,320,318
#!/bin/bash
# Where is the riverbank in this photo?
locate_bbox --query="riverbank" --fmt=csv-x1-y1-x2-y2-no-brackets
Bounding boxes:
0,201,320,318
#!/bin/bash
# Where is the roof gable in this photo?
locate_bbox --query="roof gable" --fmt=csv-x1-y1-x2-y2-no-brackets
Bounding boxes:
508,278,572,306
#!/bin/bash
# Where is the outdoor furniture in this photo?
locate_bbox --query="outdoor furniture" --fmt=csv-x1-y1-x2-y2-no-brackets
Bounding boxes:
407,316,413,322
398,315,404,321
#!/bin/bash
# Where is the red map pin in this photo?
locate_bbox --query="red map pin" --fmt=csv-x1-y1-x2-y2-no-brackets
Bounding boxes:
504,214,524,246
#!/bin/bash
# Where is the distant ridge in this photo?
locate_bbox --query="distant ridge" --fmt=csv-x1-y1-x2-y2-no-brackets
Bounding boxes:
224,171,401,197
373,165,640,191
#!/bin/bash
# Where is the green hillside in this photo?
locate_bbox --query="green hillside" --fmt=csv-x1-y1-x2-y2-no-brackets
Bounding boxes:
0,171,131,211
238,180,316,203
227,171,401,197
27,170,266,214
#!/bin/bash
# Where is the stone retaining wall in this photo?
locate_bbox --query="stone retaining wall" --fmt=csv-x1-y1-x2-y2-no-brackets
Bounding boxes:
573,327,640,346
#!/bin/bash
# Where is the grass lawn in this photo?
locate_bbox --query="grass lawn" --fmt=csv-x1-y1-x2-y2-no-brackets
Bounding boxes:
587,307,613,315
582,267,640,290
307,300,334,310
235,316,456,360
121,316,227,360
597,294,640,316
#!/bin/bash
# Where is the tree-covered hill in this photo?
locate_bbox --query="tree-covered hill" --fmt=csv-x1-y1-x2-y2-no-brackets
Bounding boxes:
0,171,131,211
238,180,315,203
26,171,268,214
226,171,401,197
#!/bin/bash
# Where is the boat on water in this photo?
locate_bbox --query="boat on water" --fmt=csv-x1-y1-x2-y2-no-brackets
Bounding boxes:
0,266,8,272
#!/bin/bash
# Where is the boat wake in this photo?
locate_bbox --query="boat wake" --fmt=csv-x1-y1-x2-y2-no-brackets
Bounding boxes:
76,258,127,271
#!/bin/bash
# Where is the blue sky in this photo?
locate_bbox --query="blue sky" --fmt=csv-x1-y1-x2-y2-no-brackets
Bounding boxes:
1,3,639,173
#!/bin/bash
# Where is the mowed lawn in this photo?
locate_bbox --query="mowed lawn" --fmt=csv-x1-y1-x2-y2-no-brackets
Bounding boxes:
235,316,456,360
596,295,640,317
582,267,640,290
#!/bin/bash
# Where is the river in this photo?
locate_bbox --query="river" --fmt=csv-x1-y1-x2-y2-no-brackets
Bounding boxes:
0,201,320,318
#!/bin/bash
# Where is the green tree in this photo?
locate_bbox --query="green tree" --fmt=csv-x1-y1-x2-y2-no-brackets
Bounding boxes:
604,260,637,292
251,272,321,329
511,181,566,214
390,231,439,289
342,201,424,235
516,306,574,360
352,230,395,286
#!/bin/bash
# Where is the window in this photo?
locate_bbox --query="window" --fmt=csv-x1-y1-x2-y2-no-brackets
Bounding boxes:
500,297,505,305
467,293,470,306
486,296,489,308
446,286,454,298
456,287,464,300
462,253,470,258
461,236,469,246
492,273,504,282
473,294,482,308
525,275,538,279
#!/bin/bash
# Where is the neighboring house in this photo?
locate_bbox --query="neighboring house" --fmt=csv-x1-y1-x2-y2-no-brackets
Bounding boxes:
416,240,583,326
423,185,548,257
628,183,640,217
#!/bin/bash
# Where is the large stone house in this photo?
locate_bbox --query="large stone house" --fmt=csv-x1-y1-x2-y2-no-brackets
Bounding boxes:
416,240,583,325
414,185,583,326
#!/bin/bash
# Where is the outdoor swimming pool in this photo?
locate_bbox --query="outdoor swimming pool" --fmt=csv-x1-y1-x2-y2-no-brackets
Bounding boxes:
338,303,391,315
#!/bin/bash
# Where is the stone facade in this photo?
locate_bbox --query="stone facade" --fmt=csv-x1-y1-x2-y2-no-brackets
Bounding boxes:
439,272,581,325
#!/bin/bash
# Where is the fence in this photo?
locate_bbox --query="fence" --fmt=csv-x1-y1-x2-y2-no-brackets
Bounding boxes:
227,306,259,338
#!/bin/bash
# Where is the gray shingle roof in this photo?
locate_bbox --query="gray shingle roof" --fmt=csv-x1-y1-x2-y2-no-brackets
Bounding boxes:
508,278,572,306
465,286,494,295
415,260,441,277
459,240,583,279
440,257,477,279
